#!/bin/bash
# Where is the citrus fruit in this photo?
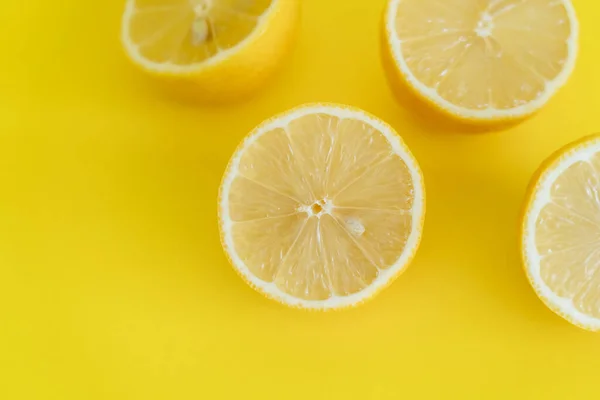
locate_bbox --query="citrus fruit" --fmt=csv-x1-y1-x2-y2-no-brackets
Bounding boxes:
382,0,579,123
522,134,600,331
121,0,300,102
218,104,426,310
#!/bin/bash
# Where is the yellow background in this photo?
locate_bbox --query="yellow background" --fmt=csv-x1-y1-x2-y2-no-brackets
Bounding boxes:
2,0,600,398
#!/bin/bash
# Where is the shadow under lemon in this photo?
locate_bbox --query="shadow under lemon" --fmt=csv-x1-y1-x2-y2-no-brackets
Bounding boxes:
136,62,286,107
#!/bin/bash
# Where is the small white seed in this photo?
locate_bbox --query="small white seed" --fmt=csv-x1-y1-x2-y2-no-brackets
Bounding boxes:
345,218,365,237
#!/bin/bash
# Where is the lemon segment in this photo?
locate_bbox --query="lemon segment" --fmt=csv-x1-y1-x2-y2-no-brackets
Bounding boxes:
383,0,578,122
218,104,425,309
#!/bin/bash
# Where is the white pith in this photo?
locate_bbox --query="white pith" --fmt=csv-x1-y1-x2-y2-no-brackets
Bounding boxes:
219,105,425,309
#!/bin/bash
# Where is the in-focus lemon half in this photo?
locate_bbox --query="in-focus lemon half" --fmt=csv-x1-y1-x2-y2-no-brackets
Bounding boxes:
121,0,300,102
522,135,600,331
383,0,578,123
218,104,425,310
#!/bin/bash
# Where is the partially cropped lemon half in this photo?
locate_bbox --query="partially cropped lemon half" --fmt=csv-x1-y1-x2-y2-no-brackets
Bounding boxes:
522,135,600,331
121,0,300,102
382,0,579,123
218,104,425,310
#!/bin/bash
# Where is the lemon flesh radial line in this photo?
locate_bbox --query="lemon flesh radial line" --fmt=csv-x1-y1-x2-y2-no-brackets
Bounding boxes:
219,106,425,309
524,138,600,329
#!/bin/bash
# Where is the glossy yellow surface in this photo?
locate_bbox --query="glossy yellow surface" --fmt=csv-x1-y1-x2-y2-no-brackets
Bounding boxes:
2,0,600,399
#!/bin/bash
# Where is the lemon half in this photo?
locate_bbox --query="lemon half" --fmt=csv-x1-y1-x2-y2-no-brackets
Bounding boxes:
522,135,600,331
121,0,300,101
218,104,426,309
383,0,578,123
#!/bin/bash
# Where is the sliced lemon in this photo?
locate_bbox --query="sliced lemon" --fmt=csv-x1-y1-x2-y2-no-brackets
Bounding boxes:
218,104,426,309
121,0,300,101
382,0,578,123
522,135,600,330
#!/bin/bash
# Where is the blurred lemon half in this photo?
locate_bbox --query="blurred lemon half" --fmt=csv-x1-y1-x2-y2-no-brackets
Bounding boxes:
121,0,300,102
